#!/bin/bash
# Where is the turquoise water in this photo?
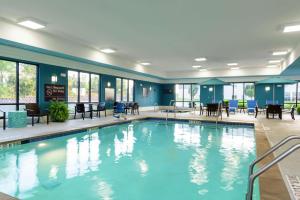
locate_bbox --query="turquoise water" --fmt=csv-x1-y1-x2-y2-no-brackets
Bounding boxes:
0,120,259,200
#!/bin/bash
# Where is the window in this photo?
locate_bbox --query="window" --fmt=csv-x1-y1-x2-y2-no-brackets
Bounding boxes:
284,84,297,108
244,83,254,100
233,83,244,101
0,60,16,104
116,78,122,102
122,79,128,101
68,70,100,103
80,72,90,102
191,84,200,106
183,84,191,107
0,60,37,111
91,74,99,102
68,71,79,102
223,84,233,100
116,78,134,102
19,63,37,103
175,84,184,107
128,80,134,102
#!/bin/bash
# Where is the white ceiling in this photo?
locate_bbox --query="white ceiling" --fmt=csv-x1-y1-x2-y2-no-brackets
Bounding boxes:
1,0,300,73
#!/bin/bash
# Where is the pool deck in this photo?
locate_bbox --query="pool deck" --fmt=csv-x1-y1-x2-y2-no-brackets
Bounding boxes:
1,110,299,200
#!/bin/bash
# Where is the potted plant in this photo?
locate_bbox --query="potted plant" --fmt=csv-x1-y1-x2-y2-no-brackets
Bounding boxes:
49,101,69,122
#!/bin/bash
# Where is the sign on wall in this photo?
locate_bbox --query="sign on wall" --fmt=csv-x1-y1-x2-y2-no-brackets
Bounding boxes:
44,84,66,101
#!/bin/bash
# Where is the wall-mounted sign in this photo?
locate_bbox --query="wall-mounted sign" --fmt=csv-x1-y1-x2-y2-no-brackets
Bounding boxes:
44,84,66,101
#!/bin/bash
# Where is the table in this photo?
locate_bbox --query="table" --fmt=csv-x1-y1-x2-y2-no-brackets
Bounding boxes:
8,111,27,128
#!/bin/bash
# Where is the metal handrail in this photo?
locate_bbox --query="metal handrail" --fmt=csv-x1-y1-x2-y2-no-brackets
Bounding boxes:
246,143,300,200
216,101,223,124
166,100,175,121
248,135,300,177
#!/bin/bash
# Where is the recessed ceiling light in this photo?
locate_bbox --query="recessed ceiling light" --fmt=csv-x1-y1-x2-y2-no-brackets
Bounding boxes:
272,51,288,56
194,57,207,62
266,65,278,68
140,62,151,66
100,48,116,54
283,24,300,33
231,67,239,70
227,63,238,66
199,69,207,72
18,19,45,30
268,60,281,64
192,65,202,69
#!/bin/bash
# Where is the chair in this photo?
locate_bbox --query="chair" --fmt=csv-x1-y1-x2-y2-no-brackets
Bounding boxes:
206,103,218,116
131,102,139,115
266,104,282,119
25,103,49,126
0,109,6,130
290,105,296,120
228,100,238,113
94,102,107,117
247,100,258,117
74,103,92,120
114,102,126,114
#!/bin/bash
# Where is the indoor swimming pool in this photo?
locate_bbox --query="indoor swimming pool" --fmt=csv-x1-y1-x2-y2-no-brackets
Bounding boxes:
0,120,259,200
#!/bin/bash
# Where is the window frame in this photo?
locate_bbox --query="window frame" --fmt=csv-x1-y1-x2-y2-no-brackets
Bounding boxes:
115,77,135,102
0,57,39,110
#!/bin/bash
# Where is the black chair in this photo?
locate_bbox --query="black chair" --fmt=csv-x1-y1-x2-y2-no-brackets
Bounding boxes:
266,104,282,119
131,102,139,115
290,105,295,120
25,103,49,126
74,103,92,120
93,102,107,117
206,103,219,116
0,109,6,130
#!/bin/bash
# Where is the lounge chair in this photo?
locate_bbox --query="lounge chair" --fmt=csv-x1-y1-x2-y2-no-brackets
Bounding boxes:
247,100,258,117
228,100,238,113
25,103,49,126
0,109,6,130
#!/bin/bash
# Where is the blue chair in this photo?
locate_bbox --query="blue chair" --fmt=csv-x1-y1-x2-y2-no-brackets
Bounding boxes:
247,100,257,115
114,102,125,114
228,100,238,113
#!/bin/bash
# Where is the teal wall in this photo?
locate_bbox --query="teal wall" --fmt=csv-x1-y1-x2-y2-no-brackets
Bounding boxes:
200,85,223,104
160,84,175,106
255,84,284,107
38,64,68,110
134,80,161,107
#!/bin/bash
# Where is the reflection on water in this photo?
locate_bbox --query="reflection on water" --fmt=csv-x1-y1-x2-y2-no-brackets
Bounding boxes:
98,181,114,200
114,125,136,161
174,124,200,148
189,148,208,186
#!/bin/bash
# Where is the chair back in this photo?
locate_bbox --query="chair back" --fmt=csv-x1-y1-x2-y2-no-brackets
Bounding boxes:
133,102,139,109
25,103,40,115
98,102,106,110
229,100,238,108
115,103,125,113
75,103,85,113
207,103,218,111
247,100,257,108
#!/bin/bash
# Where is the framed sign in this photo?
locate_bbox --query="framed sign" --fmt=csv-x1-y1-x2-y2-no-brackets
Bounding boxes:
45,84,66,101
143,87,149,97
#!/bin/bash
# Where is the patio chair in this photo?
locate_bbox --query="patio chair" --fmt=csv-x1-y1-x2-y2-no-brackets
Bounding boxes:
94,102,107,117
25,103,49,126
247,100,258,117
131,102,139,115
74,103,92,120
290,105,295,120
0,109,6,130
266,104,282,119
228,100,238,113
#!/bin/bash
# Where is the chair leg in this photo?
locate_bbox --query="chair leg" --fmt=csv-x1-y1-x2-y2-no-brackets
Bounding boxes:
105,110,107,117
82,113,85,120
32,116,34,126
74,111,76,119
3,112,6,130
47,114,49,124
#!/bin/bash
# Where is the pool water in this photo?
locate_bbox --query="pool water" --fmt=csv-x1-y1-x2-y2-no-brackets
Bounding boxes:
0,120,259,200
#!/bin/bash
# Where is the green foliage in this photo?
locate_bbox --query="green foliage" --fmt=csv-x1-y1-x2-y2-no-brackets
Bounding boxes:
297,106,300,115
49,101,69,122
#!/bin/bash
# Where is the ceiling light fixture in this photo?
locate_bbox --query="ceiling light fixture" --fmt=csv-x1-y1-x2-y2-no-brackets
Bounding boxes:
199,69,207,72
283,24,300,33
18,19,46,30
231,67,239,70
194,57,207,62
100,48,116,54
140,62,151,66
192,65,202,69
227,63,238,66
272,51,288,56
268,60,281,64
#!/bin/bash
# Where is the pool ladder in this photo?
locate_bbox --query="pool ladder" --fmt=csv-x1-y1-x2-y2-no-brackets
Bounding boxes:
215,101,223,124
246,135,300,200
166,100,176,120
